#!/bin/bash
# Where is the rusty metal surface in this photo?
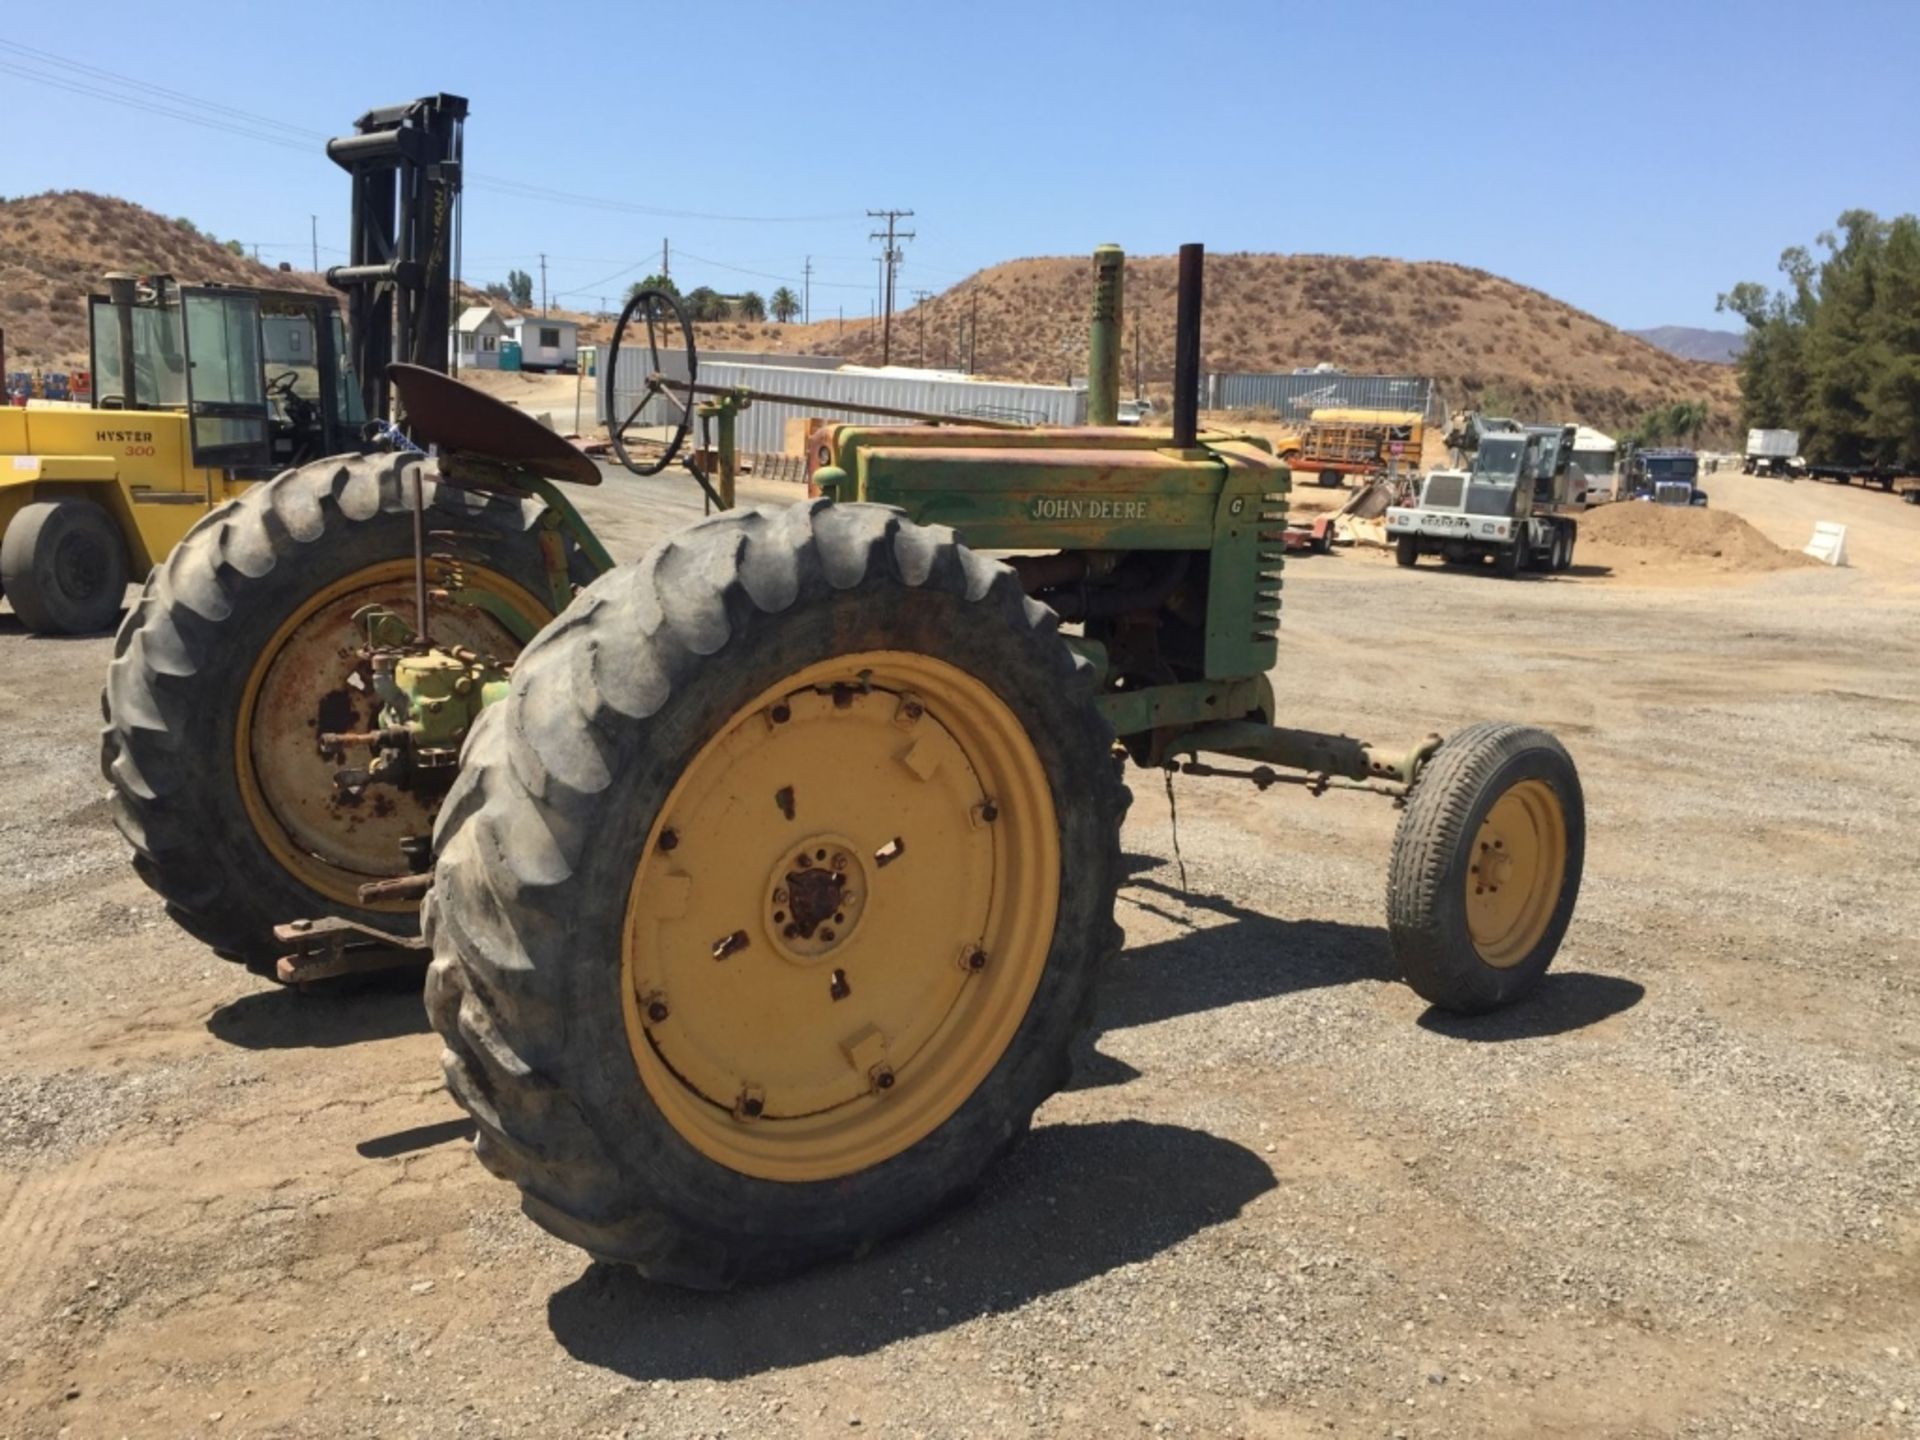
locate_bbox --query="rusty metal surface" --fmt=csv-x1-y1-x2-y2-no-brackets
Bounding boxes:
250,579,525,885
273,916,428,984
388,362,601,485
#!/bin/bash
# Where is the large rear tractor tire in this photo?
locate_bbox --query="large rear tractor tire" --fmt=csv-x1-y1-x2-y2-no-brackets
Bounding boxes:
101,453,587,969
425,499,1127,1287
1387,723,1584,1013
2,498,129,635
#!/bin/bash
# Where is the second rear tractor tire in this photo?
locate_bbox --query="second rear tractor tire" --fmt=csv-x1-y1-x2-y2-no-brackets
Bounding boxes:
425,499,1128,1288
1,498,129,635
101,453,586,968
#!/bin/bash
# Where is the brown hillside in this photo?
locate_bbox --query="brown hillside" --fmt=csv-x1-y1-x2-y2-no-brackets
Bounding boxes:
0,192,606,370
690,253,1740,439
0,191,331,368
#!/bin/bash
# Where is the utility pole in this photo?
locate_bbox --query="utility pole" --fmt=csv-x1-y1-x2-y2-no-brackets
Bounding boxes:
662,237,670,279
310,215,318,272
911,289,933,367
969,288,979,374
803,256,813,325
867,208,914,366
539,254,548,316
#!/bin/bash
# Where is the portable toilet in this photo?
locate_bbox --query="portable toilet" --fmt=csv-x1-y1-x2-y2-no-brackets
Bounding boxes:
500,340,523,373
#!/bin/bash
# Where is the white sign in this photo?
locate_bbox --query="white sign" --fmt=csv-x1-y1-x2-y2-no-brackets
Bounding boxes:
1804,521,1848,566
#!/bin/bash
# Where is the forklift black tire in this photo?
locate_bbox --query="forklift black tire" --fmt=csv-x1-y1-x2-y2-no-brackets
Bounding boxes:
1387,722,1584,1013
424,499,1128,1288
1395,536,1418,568
1317,470,1341,488
101,453,590,969
2,499,129,635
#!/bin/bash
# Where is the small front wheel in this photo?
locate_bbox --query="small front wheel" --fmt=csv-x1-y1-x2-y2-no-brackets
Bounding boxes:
1387,723,1584,1012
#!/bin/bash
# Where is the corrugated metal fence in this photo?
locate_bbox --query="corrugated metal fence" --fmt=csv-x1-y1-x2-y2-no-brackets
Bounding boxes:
1204,373,1445,428
605,352,1087,456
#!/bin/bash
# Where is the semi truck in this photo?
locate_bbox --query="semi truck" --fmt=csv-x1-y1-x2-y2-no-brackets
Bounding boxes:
1386,422,1582,577
1742,429,1801,477
1625,448,1707,505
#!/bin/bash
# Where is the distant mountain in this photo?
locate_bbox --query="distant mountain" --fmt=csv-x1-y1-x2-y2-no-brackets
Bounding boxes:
1630,325,1745,364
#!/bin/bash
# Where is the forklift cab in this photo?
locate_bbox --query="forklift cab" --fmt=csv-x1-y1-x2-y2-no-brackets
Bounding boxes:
88,275,366,475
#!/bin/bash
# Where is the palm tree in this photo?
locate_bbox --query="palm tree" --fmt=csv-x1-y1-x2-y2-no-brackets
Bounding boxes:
770,287,800,324
737,291,767,322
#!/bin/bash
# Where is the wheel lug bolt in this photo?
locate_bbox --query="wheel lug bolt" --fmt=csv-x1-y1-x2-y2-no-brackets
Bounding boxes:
873,1067,895,1091
773,887,788,903
832,852,848,870
647,1000,669,1023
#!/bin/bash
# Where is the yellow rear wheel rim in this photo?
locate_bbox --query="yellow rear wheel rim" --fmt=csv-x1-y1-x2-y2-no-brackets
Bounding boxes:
234,558,550,913
621,651,1060,1183
1464,778,1567,968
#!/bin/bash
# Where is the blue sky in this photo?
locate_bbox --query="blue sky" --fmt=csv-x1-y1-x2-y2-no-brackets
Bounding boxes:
4,0,1914,331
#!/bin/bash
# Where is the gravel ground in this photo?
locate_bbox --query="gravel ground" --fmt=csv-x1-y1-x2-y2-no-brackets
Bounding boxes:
0,468,1916,1438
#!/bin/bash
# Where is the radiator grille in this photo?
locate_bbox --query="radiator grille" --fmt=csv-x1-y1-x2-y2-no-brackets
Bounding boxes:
1421,472,1466,509
1254,490,1287,643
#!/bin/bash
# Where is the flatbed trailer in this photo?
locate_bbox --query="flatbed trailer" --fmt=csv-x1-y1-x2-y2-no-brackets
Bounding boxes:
1807,463,1919,500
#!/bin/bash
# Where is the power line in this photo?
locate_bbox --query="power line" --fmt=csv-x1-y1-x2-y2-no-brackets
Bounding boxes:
0,40,326,140
1,42,865,225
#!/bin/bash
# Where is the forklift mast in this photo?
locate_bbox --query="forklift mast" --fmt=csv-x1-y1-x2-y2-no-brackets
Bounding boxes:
326,94,467,423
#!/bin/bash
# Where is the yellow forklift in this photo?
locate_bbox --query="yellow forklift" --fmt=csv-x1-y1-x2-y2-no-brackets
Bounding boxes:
0,93,465,635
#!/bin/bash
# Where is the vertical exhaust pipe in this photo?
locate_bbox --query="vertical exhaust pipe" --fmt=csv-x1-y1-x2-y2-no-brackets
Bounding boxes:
105,272,140,410
1172,243,1203,448
1087,244,1123,426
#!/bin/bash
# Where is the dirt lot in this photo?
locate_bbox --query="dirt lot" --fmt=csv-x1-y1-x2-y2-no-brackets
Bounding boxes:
2,468,1917,1438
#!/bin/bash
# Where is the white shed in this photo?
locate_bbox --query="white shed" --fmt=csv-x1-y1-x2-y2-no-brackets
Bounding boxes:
507,316,579,374
452,306,507,371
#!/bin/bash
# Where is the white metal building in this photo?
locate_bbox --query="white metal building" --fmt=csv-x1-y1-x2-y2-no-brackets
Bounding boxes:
508,316,579,374
605,355,1087,455
451,306,507,371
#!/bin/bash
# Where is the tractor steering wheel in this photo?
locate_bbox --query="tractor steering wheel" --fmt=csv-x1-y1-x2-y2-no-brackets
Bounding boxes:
606,287,698,478
267,370,300,398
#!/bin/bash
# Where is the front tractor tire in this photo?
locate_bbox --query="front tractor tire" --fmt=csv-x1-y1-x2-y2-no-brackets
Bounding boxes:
101,453,584,969
424,500,1127,1288
2,498,129,635
1387,723,1584,1013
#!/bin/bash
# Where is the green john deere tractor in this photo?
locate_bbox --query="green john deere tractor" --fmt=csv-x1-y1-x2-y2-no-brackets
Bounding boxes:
100,244,1584,1287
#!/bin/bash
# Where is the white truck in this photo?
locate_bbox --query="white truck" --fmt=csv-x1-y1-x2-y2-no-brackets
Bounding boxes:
1387,424,1582,578
1742,428,1802,477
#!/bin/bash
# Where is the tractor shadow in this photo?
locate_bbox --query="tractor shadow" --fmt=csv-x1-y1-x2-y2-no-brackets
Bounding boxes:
546,1117,1275,1381
1066,870,1640,1083
205,967,433,1049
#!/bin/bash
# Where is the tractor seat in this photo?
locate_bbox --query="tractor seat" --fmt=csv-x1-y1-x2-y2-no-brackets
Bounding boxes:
387,362,600,486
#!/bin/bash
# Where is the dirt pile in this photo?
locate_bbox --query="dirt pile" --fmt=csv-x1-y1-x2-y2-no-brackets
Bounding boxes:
1580,501,1814,573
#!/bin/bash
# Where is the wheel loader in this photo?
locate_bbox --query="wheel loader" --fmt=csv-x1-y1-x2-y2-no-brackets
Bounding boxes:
101,243,1585,1288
